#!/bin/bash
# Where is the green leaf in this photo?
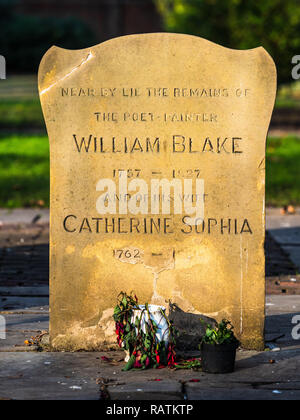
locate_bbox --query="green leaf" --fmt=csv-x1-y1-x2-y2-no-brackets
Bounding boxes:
114,305,121,315
122,296,128,308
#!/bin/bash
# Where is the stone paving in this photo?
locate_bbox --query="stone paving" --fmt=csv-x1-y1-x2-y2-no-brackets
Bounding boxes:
0,208,299,400
266,207,300,271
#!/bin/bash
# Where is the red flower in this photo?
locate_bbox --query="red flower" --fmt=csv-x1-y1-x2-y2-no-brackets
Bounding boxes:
134,359,142,368
155,349,160,365
167,343,176,367
115,322,125,347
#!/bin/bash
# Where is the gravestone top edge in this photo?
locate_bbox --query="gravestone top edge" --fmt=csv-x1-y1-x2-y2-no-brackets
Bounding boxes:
38,33,277,95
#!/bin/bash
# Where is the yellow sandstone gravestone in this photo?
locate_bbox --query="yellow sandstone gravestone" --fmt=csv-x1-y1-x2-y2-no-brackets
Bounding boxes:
38,34,276,351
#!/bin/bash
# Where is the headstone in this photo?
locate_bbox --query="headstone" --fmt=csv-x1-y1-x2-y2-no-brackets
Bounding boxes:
38,34,276,351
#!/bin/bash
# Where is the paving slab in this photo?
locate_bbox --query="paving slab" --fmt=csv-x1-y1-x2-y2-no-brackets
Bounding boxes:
185,385,300,400
266,208,300,270
270,228,300,245
0,352,101,400
265,295,300,349
0,296,49,312
265,314,298,348
0,305,49,315
0,331,38,350
108,380,183,400
0,286,49,297
281,246,300,271
0,313,49,351
1,347,300,400
3,313,49,331
266,295,300,314
0,209,49,224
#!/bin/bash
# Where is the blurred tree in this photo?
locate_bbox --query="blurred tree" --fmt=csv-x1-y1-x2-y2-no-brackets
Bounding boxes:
0,0,15,20
156,0,300,84
0,0,96,73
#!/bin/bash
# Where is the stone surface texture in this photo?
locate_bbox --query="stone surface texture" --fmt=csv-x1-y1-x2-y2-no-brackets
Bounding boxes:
38,34,276,351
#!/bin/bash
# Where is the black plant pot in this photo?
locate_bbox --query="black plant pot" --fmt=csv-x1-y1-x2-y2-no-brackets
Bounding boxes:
201,342,239,374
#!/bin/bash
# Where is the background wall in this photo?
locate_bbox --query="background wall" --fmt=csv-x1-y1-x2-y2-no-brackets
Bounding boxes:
16,0,162,41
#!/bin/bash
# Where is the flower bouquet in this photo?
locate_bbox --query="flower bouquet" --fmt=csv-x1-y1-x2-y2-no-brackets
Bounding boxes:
113,292,177,371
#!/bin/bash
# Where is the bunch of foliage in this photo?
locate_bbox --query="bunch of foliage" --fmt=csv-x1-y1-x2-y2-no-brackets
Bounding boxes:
201,319,239,346
113,292,177,371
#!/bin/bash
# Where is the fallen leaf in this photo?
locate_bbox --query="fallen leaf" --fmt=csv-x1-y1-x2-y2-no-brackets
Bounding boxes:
287,205,295,214
100,356,111,362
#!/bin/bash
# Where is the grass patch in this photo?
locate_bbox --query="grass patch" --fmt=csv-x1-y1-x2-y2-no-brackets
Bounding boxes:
275,81,300,109
0,99,44,129
0,135,49,207
266,136,300,206
0,75,38,100
0,75,44,129
0,134,299,208
275,97,300,109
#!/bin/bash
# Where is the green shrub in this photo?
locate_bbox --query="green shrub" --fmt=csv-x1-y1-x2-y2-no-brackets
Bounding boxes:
201,319,238,346
156,0,300,85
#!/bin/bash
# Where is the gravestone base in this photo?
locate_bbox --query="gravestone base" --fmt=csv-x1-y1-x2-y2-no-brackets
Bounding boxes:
49,302,265,352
